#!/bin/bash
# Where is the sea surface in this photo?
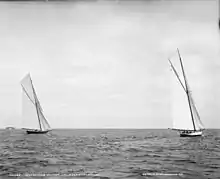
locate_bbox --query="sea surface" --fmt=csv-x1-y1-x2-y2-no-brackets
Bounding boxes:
0,129,219,179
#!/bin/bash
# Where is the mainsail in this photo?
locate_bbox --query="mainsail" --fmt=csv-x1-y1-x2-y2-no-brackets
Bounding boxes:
21,73,51,131
169,53,204,131
170,63,194,130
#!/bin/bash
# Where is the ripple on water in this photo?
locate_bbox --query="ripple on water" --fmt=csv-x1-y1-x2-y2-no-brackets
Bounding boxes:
0,129,219,179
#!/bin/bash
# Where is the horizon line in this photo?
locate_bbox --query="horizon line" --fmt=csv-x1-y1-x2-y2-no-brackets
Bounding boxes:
1,128,219,130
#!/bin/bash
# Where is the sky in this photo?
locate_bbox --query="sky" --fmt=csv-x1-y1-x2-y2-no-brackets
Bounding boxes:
0,0,219,128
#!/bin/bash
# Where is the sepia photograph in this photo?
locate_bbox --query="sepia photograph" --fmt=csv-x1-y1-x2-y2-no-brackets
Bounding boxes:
0,0,219,178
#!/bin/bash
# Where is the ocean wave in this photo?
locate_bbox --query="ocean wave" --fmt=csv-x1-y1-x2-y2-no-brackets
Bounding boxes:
0,129,219,178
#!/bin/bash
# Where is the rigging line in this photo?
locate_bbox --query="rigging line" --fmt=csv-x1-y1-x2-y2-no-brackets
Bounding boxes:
190,99,204,127
189,95,200,119
168,59,186,92
39,111,51,128
186,78,204,128
182,76,204,128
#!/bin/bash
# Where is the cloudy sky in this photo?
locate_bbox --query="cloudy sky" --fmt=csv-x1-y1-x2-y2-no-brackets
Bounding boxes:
0,0,219,128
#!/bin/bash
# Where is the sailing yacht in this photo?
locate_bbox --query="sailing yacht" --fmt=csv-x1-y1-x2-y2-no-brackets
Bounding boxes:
169,49,205,137
20,73,52,134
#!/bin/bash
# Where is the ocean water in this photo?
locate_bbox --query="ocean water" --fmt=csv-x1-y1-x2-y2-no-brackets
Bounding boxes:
0,129,219,179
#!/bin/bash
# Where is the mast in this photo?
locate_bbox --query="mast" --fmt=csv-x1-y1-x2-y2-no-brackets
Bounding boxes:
177,49,196,131
29,74,42,131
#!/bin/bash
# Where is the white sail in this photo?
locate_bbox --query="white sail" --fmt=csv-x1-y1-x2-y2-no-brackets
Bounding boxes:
169,49,204,132
21,73,35,104
170,63,195,130
177,62,204,131
35,94,43,112
37,104,51,131
21,73,51,132
188,94,204,130
21,74,40,130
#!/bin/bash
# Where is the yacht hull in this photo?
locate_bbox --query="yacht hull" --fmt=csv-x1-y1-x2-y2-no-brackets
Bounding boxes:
179,131,202,137
26,130,49,134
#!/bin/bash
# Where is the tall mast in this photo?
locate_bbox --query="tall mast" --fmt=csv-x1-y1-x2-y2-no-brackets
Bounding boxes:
29,74,42,131
177,49,196,131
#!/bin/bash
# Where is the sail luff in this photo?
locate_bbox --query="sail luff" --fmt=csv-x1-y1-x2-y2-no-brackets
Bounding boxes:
177,49,196,131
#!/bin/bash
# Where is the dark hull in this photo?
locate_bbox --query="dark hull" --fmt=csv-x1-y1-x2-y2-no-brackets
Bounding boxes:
179,131,202,137
26,130,49,134
180,134,202,137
